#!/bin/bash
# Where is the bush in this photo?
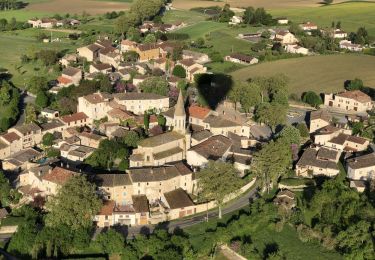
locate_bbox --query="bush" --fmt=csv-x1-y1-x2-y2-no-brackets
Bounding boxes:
172,65,187,78
302,91,322,108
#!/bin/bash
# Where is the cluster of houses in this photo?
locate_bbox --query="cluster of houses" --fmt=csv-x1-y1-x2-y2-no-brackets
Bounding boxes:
295,89,374,192
1,75,263,227
27,18,80,28
52,37,209,93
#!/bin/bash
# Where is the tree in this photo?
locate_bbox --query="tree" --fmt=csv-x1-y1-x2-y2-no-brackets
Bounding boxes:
25,104,37,123
279,125,301,145
302,91,322,108
28,76,48,95
35,50,59,66
198,161,243,219
122,130,140,148
139,76,169,96
95,229,125,254
130,0,165,22
172,65,186,79
127,27,141,42
297,123,309,138
42,132,55,147
115,12,139,35
144,113,150,130
0,83,11,105
243,6,255,25
0,171,11,206
45,175,101,230
195,37,205,48
345,78,363,91
252,139,292,193
144,33,156,44
240,83,262,113
336,221,374,259
123,50,140,62
85,139,129,170
35,91,49,108
157,114,166,128
254,102,287,132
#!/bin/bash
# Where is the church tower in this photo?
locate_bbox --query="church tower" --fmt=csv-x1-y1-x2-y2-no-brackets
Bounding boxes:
173,89,186,135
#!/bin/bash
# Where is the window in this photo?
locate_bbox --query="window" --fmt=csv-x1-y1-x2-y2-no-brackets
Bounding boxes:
147,182,149,186
138,183,140,187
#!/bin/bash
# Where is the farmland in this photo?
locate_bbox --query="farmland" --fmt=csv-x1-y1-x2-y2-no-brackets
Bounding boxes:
0,29,80,88
231,54,375,96
270,2,375,36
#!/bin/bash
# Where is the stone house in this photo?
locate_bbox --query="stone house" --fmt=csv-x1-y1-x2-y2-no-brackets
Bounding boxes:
177,59,207,82
309,109,331,133
299,21,318,31
8,123,42,150
89,63,112,74
182,50,210,64
95,174,134,205
339,40,363,52
274,30,298,45
346,153,375,181
296,147,340,177
113,93,169,115
224,53,259,65
60,112,89,128
324,90,373,113
57,67,82,87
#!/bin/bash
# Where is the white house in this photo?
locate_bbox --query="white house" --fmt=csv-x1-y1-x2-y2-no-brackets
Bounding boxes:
339,40,363,52
229,16,243,25
224,53,259,65
324,90,373,113
276,17,288,25
285,44,309,55
346,153,375,181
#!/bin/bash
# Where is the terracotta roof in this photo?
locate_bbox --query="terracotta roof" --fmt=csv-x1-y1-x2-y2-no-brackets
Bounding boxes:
98,200,115,215
188,105,211,120
137,43,159,52
132,195,149,213
108,108,133,120
164,188,194,209
57,76,73,85
95,173,132,187
228,53,256,62
1,132,21,143
84,93,108,104
121,39,137,46
79,131,104,141
191,130,213,141
203,115,240,128
336,90,371,103
129,165,183,182
42,167,77,185
60,112,88,123
13,123,41,135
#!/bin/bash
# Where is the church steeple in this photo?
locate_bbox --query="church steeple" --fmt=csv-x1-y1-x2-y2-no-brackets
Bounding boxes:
173,89,186,134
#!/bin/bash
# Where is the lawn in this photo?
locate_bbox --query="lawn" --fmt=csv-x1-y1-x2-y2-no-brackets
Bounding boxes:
231,54,375,96
0,29,81,88
163,9,209,25
270,2,375,37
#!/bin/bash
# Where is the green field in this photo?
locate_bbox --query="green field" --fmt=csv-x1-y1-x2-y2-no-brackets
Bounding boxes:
0,29,81,88
270,2,375,37
231,54,375,96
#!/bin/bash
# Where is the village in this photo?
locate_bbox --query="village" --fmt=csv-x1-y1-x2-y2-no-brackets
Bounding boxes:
0,0,375,258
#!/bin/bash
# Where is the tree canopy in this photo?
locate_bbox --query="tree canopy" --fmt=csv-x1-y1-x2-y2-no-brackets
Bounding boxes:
198,161,244,218
45,175,101,230
139,76,169,96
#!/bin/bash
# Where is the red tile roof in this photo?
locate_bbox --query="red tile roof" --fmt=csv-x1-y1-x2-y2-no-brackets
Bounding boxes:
57,76,73,85
42,167,77,185
337,90,371,103
1,132,21,143
98,200,115,215
188,105,211,120
60,112,88,124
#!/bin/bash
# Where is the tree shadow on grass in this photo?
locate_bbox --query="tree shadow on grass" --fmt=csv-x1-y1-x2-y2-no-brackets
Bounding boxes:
195,73,234,110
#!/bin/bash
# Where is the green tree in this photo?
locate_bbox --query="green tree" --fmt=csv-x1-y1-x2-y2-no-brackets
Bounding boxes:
35,91,49,108
336,221,374,259
0,83,11,105
279,125,301,145
252,140,292,193
35,50,59,66
139,76,169,96
123,50,140,62
254,102,287,132
115,12,139,36
144,113,150,130
42,132,55,147
85,139,129,170
297,123,309,138
45,175,101,230
25,104,37,123
198,161,243,219
144,33,156,44
345,78,363,91
0,171,11,206
122,130,140,148
127,27,141,42
302,91,322,108
28,76,48,95
243,6,255,24
157,114,166,127
172,65,187,78
95,229,125,254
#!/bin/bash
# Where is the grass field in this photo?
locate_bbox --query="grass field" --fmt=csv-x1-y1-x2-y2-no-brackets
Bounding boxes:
186,209,342,260
231,54,375,96
270,2,375,36
0,29,80,88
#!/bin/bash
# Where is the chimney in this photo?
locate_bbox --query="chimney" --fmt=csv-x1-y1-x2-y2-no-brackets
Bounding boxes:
61,162,63,167
38,170,42,176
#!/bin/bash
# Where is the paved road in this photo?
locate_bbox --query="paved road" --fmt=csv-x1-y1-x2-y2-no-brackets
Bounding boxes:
125,186,259,237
